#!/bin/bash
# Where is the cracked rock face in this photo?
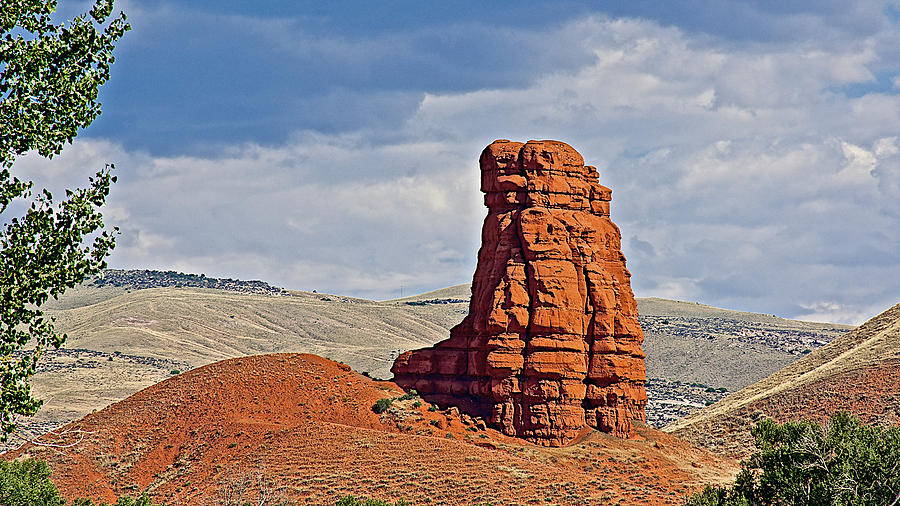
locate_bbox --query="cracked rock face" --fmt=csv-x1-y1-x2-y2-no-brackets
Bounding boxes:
392,140,647,446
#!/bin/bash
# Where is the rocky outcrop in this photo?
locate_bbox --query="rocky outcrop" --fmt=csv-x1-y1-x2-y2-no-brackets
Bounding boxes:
392,140,647,446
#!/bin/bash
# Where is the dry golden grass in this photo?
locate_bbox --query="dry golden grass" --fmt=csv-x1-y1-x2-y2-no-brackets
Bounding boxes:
24,281,850,449
668,302,900,456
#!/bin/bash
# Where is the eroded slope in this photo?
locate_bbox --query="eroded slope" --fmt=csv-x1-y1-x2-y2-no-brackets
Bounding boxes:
668,302,900,457
9,354,736,505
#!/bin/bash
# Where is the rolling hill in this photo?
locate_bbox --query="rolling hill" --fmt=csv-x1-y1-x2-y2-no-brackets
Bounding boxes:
16,272,850,445
10,353,738,505
667,301,900,457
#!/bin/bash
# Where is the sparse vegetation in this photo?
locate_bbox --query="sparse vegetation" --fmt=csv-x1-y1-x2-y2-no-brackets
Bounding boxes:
216,468,287,506
398,390,418,401
373,390,420,415
372,398,393,414
402,298,467,306
335,496,409,506
685,412,900,505
335,499,492,506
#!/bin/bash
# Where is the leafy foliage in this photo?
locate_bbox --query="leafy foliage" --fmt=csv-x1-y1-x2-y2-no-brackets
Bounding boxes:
0,0,128,437
685,412,900,505
0,459,156,505
1,0,129,163
0,459,62,505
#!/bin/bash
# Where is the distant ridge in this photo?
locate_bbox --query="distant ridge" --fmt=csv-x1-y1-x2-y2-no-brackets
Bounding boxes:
384,283,471,302
92,269,285,295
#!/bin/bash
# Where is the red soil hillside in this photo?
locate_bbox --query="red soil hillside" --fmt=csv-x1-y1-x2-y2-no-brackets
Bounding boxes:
8,354,736,505
669,302,900,457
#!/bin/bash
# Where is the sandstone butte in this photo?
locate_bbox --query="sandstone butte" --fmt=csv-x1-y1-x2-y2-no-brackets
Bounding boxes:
392,139,647,446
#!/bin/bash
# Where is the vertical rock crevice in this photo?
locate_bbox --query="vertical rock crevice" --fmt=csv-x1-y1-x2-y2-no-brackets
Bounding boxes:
392,139,646,446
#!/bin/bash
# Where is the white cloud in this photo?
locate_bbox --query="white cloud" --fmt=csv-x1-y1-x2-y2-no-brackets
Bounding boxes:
839,141,878,182
11,135,483,300
9,12,900,322
794,300,891,326
874,137,899,158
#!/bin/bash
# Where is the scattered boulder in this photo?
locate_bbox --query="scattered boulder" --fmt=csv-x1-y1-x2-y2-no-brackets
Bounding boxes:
392,140,647,446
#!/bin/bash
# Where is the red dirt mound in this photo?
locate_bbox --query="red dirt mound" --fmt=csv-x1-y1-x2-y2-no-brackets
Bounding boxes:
7,354,736,505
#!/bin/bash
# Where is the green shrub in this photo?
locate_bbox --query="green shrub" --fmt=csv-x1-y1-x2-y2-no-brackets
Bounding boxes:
0,460,157,506
372,398,393,414
398,390,418,401
0,459,62,506
336,495,409,506
685,412,900,505
72,493,157,506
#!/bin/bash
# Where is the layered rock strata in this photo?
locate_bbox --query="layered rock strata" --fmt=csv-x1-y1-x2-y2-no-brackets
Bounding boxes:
392,140,647,446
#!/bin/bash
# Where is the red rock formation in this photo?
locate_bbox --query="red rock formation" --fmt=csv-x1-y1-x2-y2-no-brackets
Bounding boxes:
392,140,646,446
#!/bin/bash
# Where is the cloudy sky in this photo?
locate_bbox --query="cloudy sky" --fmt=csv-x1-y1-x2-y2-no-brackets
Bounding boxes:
13,0,900,323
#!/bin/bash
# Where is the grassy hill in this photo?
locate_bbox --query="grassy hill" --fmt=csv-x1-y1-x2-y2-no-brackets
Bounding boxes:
17,272,850,445
638,297,851,390
667,302,900,457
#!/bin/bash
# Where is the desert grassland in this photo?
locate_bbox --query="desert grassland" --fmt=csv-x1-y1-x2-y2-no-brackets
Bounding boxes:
17,281,852,448
44,287,459,377
668,302,900,433
21,285,467,435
